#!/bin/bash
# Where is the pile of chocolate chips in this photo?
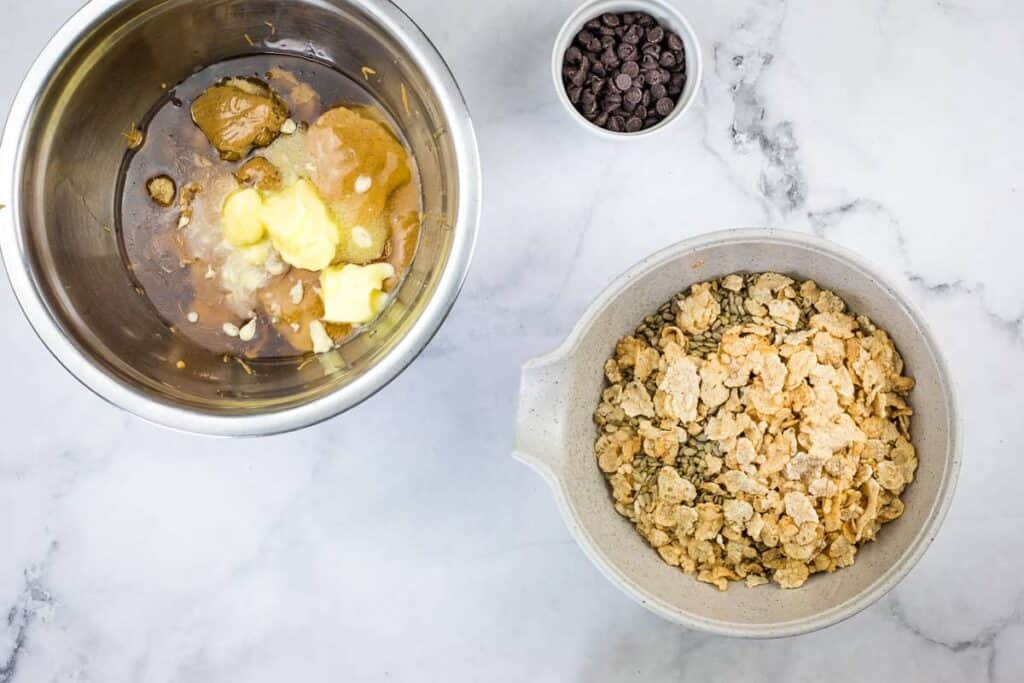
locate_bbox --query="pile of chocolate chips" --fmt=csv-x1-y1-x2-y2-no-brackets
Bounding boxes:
562,12,687,133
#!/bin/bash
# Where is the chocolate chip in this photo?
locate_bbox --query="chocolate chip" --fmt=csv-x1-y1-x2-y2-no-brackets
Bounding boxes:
655,97,675,116
563,11,687,133
668,72,685,95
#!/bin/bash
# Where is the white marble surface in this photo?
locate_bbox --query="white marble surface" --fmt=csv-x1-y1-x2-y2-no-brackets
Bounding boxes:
1,0,1022,680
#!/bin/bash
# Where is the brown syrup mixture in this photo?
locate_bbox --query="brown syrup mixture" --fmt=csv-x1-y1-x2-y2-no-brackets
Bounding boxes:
118,54,421,360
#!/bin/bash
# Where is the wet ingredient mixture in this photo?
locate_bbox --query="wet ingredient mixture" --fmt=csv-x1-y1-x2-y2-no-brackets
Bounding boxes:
119,55,421,360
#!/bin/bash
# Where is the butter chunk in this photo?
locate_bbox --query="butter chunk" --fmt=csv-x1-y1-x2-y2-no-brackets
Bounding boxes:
260,179,341,271
320,262,395,324
222,188,266,246
309,320,334,354
240,240,273,266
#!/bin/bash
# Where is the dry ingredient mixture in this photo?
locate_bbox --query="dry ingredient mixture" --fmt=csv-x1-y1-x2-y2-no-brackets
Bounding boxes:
593,273,918,590
119,54,421,361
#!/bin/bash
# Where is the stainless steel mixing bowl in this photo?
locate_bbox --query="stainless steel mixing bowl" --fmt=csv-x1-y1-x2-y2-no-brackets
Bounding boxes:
0,0,481,436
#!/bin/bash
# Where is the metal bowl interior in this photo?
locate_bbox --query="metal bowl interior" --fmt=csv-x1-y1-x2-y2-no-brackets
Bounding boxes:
515,230,960,636
0,0,479,435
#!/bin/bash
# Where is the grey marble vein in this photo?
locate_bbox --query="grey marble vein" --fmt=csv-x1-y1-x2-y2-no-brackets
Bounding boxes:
715,0,806,215
888,591,1024,683
1,560,53,683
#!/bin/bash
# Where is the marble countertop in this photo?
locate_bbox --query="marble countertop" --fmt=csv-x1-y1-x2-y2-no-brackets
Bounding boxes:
2,0,1022,680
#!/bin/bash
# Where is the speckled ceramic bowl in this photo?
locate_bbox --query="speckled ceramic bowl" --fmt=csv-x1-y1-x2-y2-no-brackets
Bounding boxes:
513,229,960,638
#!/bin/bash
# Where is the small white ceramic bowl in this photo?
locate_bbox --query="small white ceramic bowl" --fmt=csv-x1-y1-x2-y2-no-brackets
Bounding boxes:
514,229,961,637
552,0,703,139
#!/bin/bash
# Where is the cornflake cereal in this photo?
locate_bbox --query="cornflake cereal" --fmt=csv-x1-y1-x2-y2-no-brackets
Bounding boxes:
593,273,917,590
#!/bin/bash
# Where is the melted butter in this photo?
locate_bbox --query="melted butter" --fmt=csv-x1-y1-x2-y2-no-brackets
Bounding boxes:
259,107,414,266
222,187,265,246
221,103,417,320
320,263,395,324
223,179,340,271
260,179,340,271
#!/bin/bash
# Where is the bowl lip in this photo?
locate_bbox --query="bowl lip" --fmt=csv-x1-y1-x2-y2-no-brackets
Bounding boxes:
519,227,962,638
550,0,704,140
0,0,482,437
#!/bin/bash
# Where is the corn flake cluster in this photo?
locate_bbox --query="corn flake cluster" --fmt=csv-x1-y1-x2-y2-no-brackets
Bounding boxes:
593,273,917,590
